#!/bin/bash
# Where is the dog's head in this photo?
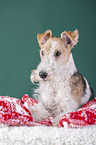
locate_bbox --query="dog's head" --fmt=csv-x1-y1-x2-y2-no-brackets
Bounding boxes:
30,29,79,83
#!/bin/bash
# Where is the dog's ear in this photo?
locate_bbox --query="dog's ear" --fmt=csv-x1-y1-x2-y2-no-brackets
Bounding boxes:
37,30,52,46
61,29,79,49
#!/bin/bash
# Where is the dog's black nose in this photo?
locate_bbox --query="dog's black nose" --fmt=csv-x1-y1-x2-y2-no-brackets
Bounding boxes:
39,71,48,79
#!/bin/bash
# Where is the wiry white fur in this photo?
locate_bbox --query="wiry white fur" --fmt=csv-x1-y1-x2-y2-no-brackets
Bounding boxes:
36,54,78,115
30,53,82,126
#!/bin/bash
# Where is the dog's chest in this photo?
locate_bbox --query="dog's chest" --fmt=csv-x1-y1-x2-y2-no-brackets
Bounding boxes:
38,80,72,115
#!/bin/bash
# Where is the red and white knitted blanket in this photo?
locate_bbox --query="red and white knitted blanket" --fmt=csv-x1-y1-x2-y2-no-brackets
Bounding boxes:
0,94,96,128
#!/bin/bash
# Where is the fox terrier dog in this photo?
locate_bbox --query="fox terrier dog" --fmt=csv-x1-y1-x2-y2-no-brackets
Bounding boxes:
30,29,94,126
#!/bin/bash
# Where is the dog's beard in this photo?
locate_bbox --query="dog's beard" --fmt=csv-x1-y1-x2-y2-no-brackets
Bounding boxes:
30,70,52,84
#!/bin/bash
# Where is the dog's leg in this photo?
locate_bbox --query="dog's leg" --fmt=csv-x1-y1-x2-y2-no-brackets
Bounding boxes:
26,102,50,122
52,113,65,127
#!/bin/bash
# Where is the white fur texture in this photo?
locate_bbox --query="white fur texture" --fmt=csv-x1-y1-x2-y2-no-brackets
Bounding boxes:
30,53,81,125
30,39,91,126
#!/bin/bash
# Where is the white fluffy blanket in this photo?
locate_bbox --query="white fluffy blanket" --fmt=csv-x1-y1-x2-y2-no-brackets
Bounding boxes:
0,126,96,145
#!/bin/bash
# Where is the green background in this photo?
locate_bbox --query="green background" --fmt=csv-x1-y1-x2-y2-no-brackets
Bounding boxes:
0,0,96,99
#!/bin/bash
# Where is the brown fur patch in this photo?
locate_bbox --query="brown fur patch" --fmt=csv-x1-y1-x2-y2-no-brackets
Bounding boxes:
37,30,52,47
39,37,71,65
37,29,79,66
69,71,86,104
61,29,79,50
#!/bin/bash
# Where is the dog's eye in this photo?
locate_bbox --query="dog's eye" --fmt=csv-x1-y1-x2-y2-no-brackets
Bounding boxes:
41,51,44,56
55,51,61,57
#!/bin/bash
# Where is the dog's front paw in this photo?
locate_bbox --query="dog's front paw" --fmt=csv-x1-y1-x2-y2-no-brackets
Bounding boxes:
52,113,64,127
24,100,50,122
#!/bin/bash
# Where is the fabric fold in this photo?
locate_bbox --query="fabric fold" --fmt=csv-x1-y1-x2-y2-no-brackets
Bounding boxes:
0,94,96,128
